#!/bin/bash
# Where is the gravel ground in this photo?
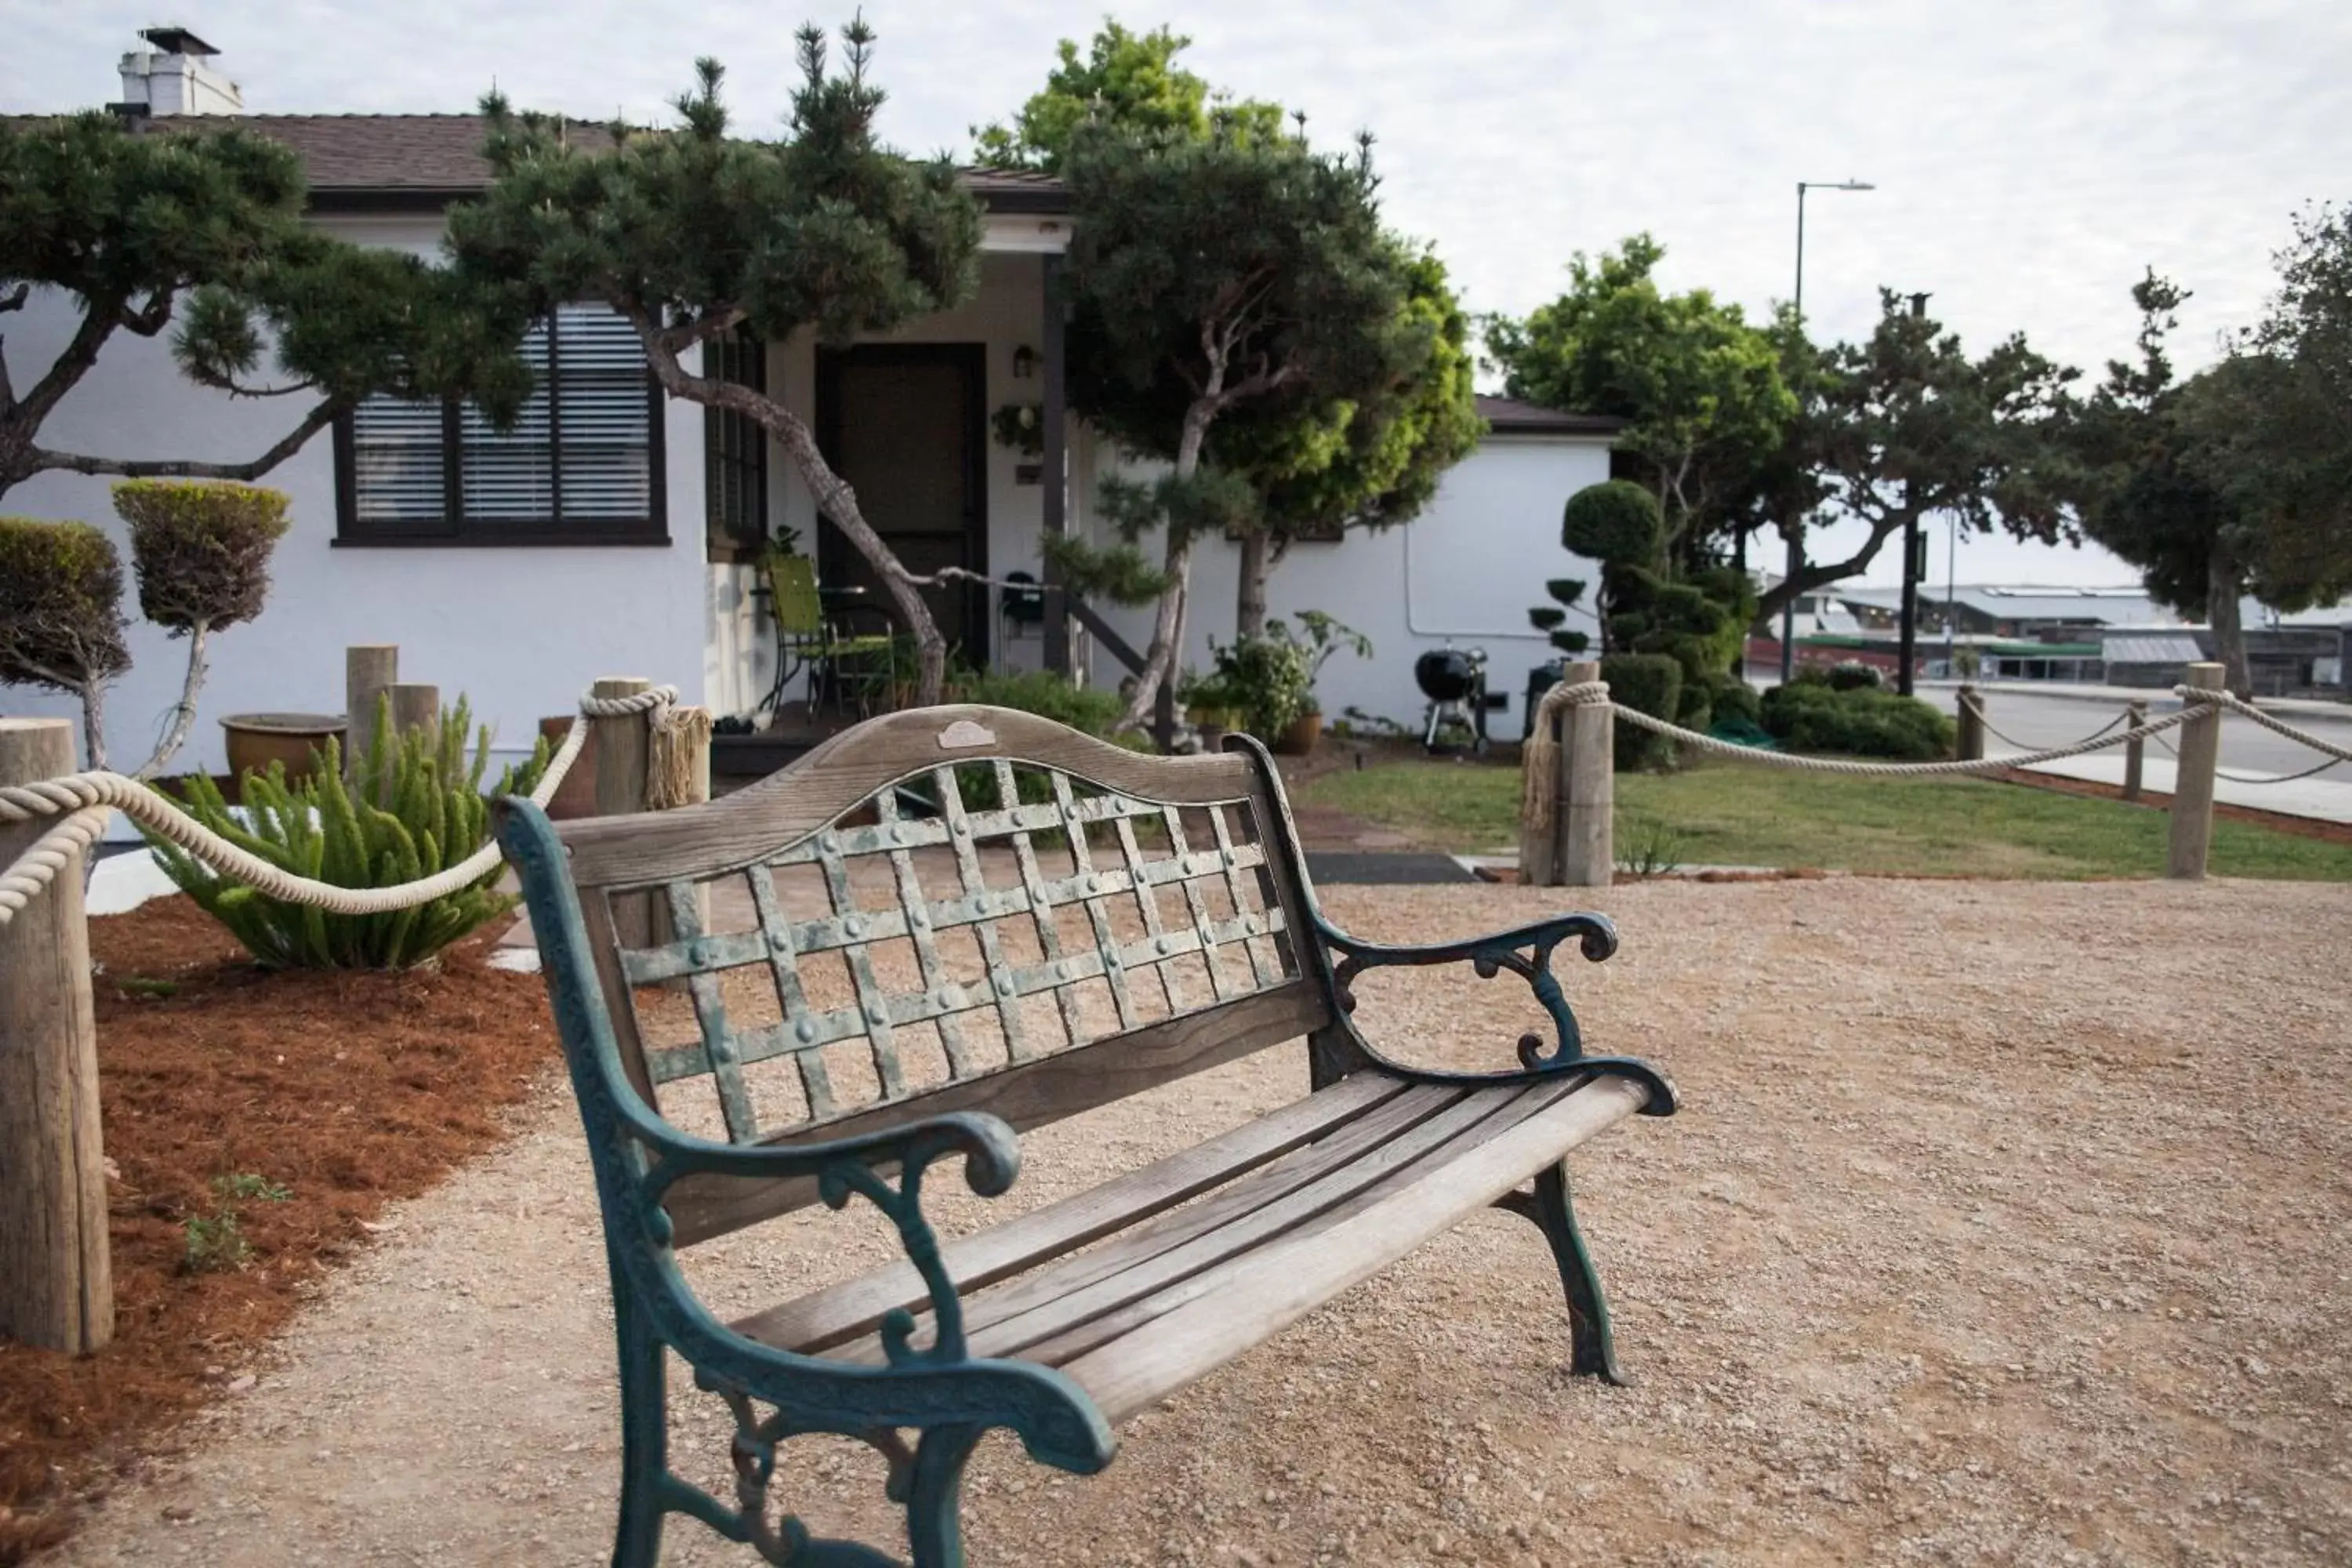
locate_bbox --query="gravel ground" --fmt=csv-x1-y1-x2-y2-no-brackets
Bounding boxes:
44,877,2352,1567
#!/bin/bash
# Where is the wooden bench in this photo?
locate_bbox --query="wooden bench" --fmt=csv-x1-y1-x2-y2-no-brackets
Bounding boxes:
496,705,1676,1567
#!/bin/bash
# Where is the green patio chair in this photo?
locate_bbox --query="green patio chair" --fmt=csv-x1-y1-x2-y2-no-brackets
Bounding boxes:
760,549,896,718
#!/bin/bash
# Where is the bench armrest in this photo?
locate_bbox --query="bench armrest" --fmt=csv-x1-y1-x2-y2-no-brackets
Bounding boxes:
637,1111,1018,1369
1316,909,1676,1115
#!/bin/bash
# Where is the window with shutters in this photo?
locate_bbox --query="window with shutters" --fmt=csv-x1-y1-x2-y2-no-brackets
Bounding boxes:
702,328,769,560
334,303,667,544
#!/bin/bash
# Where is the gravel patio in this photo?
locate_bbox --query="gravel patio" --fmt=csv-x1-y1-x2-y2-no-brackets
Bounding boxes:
45,876,2352,1567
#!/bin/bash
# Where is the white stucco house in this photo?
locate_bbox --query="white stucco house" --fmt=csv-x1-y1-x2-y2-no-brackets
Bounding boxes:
3,31,1619,784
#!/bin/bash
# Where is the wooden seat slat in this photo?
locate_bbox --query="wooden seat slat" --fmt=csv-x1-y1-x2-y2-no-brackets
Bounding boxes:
818,1078,1467,1367
731,1069,1405,1356
1062,1076,1653,1424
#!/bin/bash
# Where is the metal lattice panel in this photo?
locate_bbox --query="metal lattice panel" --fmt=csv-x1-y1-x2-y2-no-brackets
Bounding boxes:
612,763,1293,1142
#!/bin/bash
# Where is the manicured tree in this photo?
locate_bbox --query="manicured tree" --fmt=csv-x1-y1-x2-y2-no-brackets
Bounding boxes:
0,518,129,770
112,480,292,774
1486,235,1795,567
1526,480,1660,655
0,111,522,503
1773,290,2080,630
448,29,982,702
1060,120,1421,729
1217,248,1482,635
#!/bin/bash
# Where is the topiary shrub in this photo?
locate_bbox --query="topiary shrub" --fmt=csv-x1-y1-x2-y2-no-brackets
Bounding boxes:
113,481,292,633
1826,660,1882,691
147,695,547,969
1560,481,1661,566
1600,652,1681,771
1710,673,1762,728
946,666,1124,735
0,517,131,768
1759,681,1953,760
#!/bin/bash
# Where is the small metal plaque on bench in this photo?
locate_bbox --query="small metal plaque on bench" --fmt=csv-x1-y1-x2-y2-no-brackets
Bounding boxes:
936,720,997,750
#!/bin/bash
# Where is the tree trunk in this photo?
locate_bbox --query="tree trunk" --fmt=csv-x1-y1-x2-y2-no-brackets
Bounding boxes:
1236,529,1270,638
1116,402,1215,734
76,677,107,772
628,317,949,705
2206,545,2252,699
132,619,209,782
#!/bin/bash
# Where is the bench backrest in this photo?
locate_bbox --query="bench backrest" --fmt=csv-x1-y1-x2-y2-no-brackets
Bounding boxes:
541,705,1332,1246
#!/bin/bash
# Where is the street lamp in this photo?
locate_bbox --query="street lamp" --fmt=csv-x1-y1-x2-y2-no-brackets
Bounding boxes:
1779,178,1875,684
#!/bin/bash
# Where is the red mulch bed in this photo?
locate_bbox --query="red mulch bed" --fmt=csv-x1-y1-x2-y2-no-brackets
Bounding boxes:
0,897,555,1563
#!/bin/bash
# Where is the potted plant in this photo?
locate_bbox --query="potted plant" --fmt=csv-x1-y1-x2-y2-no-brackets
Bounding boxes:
1176,668,1236,751
1266,612,1372,755
1207,632,1311,747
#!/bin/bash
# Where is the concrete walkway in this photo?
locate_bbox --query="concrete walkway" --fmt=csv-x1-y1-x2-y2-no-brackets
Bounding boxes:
2002,749,2352,826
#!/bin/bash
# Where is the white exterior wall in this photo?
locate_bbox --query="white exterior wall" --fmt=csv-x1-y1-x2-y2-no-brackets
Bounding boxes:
709,250,1057,714
0,213,708,779
1079,432,1613,731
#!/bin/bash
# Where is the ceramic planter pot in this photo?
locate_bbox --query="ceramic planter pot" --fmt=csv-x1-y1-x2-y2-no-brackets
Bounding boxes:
1276,710,1323,756
220,713,346,788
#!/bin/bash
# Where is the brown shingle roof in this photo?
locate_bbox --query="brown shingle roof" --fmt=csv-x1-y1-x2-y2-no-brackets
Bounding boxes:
1475,394,1622,437
131,114,1069,211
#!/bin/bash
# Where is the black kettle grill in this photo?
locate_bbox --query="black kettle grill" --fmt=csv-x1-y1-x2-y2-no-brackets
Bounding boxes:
1413,644,1490,754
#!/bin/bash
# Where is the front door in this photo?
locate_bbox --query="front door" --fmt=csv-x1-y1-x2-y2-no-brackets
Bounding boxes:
815,344,988,666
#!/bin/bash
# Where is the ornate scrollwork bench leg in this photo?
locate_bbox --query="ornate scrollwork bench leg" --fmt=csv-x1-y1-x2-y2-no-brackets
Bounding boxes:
1494,1163,1622,1383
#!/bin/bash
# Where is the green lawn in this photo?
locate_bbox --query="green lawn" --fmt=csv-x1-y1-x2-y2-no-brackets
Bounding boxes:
1298,756,2352,880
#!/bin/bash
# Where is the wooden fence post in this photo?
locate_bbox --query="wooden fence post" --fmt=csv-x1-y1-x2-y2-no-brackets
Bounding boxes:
388,683,441,747
2167,662,2223,880
0,718,113,1353
1955,683,1984,761
593,677,657,947
2122,699,2148,802
1517,691,1563,887
343,644,397,777
1560,660,1613,888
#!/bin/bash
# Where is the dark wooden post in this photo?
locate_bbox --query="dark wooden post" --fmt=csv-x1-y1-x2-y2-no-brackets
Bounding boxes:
0,718,113,1353
388,684,440,747
2167,662,2223,880
593,677,658,946
343,644,397,777
1955,683,1984,761
2122,699,2148,802
1560,661,1613,887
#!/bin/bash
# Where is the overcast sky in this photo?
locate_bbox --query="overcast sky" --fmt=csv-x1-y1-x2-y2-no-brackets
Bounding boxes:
9,1,2348,589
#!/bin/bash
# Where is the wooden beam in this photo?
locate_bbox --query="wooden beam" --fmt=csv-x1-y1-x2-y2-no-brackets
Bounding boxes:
1560,660,1612,887
2167,662,2223,880
0,718,113,1352
1040,252,1071,677
343,644,397,779
591,676,658,946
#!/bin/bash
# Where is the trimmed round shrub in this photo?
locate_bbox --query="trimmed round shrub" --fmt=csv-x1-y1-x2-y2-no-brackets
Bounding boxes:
1759,681,1953,760
1561,481,1661,566
1710,673,1762,727
0,517,130,692
111,480,292,632
1600,652,1681,771
1826,660,1883,691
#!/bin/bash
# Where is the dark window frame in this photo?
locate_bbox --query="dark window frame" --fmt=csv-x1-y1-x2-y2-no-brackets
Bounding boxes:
333,307,670,548
703,327,771,564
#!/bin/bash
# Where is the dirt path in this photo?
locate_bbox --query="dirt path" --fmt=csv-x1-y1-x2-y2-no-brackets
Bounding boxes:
45,878,2352,1566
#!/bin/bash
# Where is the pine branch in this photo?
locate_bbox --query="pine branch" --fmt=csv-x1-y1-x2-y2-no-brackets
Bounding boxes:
33,397,339,483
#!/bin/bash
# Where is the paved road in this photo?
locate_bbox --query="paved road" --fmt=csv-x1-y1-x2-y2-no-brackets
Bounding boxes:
1917,684,2350,778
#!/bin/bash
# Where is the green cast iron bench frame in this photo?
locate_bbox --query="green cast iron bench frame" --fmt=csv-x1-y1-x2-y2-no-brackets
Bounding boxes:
496,704,1677,1567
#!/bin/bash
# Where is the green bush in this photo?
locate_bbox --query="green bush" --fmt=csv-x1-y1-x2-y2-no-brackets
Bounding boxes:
1711,674,1762,727
111,480,292,632
1827,660,1883,691
946,666,1123,735
1675,680,1712,735
1600,652,1682,771
1560,481,1661,566
1760,681,1953,760
1209,632,1312,740
0,517,129,693
146,695,547,969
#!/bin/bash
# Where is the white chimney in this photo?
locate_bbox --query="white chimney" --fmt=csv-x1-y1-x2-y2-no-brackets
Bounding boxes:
118,27,244,116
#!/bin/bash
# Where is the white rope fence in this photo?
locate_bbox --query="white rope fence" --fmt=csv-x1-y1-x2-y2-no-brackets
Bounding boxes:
1526,676,2352,830
0,684,677,931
